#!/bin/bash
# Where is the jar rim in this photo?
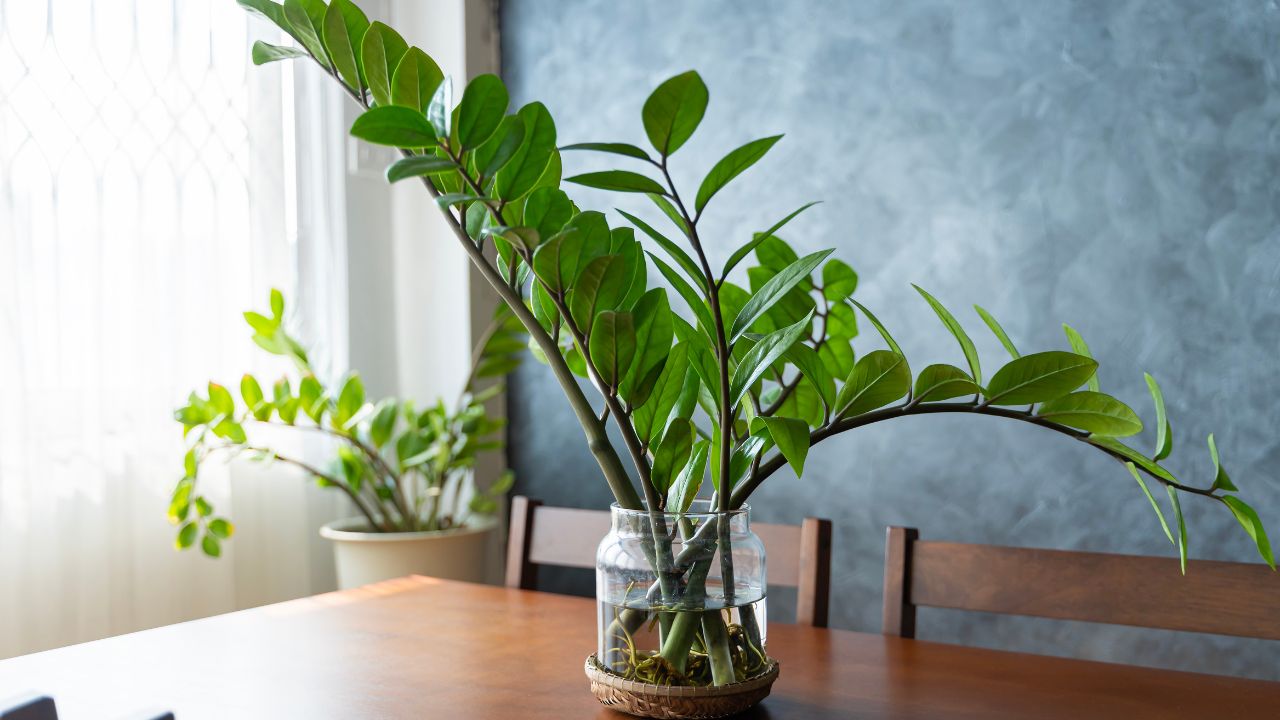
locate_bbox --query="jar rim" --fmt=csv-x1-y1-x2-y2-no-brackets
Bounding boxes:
609,499,750,522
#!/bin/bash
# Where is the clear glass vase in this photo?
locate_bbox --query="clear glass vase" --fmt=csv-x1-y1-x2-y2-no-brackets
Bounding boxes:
595,500,768,686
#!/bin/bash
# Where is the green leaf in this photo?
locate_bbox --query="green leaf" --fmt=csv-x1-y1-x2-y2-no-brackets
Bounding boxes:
201,533,222,558
473,115,525,179
849,299,906,357
634,343,696,445
913,285,981,386
322,0,369,90
762,417,809,475
1222,496,1275,570
984,351,1097,406
822,259,858,302
1090,437,1177,485
208,382,235,417
1125,462,1174,546
240,374,264,409
646,194,689,236
283,0,330,67
298,375,324,422
694,135,782,214
386,155,458,183
350,105,436,148
251,41,309,65
1144,373,1173,461
1062,324,1099,392
730,311,813,406
566,170,666,195
648,252,715,334
1036,391,1143,437
270,289,285,320
642,70,708,156
621,290,674,403
522,187,572,240
826,302,858,340
569,255,629,336
495,102,556,202
783,343,836,410
238,0,290,29
183,449,198,478
720,202,820,280
336,374,365,428
817,340,855,381
390,47,444,114
651,419,694,496
360,21,409,107
208,518,235,539
455,73,509,149
426,75,453,139
617,209,704,291
836,350,911,418
730,250,831,343
1208,434,1238,492
370,400,397,447
1167,486,1187,574
974,305,1019,359
176,522,198,550
588,311,636,389
195,497,213,518
560,142,653,162
913,364,979,402
668,440,708,514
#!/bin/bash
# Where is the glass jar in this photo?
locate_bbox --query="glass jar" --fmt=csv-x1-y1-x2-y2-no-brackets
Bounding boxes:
595,500,767,687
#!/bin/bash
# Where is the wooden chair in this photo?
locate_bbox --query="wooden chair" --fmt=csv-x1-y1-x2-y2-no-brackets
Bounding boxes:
881,525,1280,640
506,496,834,627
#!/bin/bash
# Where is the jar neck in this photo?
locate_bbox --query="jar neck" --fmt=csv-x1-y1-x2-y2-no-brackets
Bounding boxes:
608,502,751,536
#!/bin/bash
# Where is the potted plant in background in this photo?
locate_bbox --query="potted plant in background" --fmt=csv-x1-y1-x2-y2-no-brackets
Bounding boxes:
171,290,525,588
232,1,1274,716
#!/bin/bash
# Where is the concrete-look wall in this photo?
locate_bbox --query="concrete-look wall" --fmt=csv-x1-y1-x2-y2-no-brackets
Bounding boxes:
500,0,1280,679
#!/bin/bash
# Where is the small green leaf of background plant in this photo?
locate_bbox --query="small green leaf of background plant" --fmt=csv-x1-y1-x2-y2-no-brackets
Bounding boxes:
822,259,858,302
694,135,782,214
913,364,979,403
914,285,981,386
836,350,910,418
983,351,1097,406
1062,324,1099,392
1036,391,1143,437
642,70,708,156
784,344,837,409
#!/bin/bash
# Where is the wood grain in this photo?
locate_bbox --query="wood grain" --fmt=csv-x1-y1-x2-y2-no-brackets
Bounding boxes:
885,527,1280,640
1,577,1276,719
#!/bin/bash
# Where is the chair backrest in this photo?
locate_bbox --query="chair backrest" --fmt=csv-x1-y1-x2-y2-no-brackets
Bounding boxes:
881,526,1280,640
506,496,834,627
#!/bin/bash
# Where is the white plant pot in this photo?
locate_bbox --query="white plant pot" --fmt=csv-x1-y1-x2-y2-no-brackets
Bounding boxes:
319,516,496,589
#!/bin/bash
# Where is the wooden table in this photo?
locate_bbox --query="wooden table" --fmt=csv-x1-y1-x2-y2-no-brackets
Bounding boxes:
2,576,1277,719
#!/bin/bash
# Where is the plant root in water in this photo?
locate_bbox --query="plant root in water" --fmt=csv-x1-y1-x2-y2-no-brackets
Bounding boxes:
604,609,770,687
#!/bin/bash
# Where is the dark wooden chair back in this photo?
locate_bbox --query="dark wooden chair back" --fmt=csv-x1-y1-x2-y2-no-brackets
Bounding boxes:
882,526,1280,640
506,496,834,627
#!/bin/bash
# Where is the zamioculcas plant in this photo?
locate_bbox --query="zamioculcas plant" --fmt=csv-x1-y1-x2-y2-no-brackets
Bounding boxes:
171,290,524,555
234,0,1273,701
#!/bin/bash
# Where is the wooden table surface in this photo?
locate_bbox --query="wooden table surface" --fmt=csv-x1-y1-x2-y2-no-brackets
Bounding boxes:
2,576,1277,719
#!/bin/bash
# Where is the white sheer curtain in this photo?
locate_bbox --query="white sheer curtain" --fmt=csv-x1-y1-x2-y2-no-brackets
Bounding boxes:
0,1,350,658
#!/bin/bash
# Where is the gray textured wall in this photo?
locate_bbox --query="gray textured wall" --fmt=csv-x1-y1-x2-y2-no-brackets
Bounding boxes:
501,0,1280,680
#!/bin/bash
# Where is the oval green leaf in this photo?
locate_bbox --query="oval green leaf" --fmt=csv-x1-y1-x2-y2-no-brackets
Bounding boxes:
694,135,782,214
642,70,708,156
835,350,910,418
1036,391,1143,437
984,351,1097,406
913,364,979,402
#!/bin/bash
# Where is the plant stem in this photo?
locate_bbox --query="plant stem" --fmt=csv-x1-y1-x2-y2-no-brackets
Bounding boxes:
734,402,1219,507
701,610,737,686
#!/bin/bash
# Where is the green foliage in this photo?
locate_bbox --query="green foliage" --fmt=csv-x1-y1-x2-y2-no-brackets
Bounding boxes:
171,291,524,555
239,0,1272,582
